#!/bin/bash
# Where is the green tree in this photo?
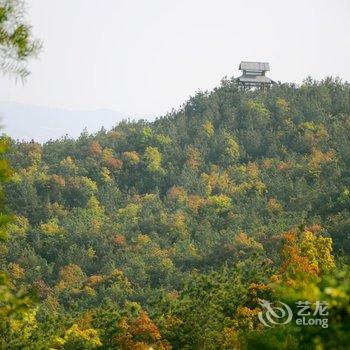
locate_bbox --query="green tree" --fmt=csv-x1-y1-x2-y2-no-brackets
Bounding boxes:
0,0,41,77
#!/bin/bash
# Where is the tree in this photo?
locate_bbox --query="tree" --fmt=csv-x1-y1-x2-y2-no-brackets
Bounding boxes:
144,146,165,174
0,138,12,241
0,0,41,77
0,1,40,344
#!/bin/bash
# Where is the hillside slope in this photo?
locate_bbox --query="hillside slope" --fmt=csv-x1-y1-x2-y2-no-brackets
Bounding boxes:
2,77,350,349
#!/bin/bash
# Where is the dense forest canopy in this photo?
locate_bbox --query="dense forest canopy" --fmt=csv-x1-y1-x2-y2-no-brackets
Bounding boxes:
1,77,350,349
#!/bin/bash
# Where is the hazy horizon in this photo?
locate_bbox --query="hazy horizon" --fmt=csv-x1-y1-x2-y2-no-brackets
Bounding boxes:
0,0,349,140
0,101,158,142
1,1,350,111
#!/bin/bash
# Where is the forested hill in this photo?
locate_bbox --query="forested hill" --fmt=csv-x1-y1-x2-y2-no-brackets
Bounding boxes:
2,77,350,349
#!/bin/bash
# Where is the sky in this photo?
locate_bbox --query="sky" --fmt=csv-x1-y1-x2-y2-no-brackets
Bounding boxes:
0,0,349,118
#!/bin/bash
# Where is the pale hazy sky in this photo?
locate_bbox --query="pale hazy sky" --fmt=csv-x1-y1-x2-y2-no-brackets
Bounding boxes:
0,0,349,116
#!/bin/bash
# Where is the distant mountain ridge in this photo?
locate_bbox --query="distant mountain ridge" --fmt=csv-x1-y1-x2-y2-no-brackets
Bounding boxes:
0,102,152,143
